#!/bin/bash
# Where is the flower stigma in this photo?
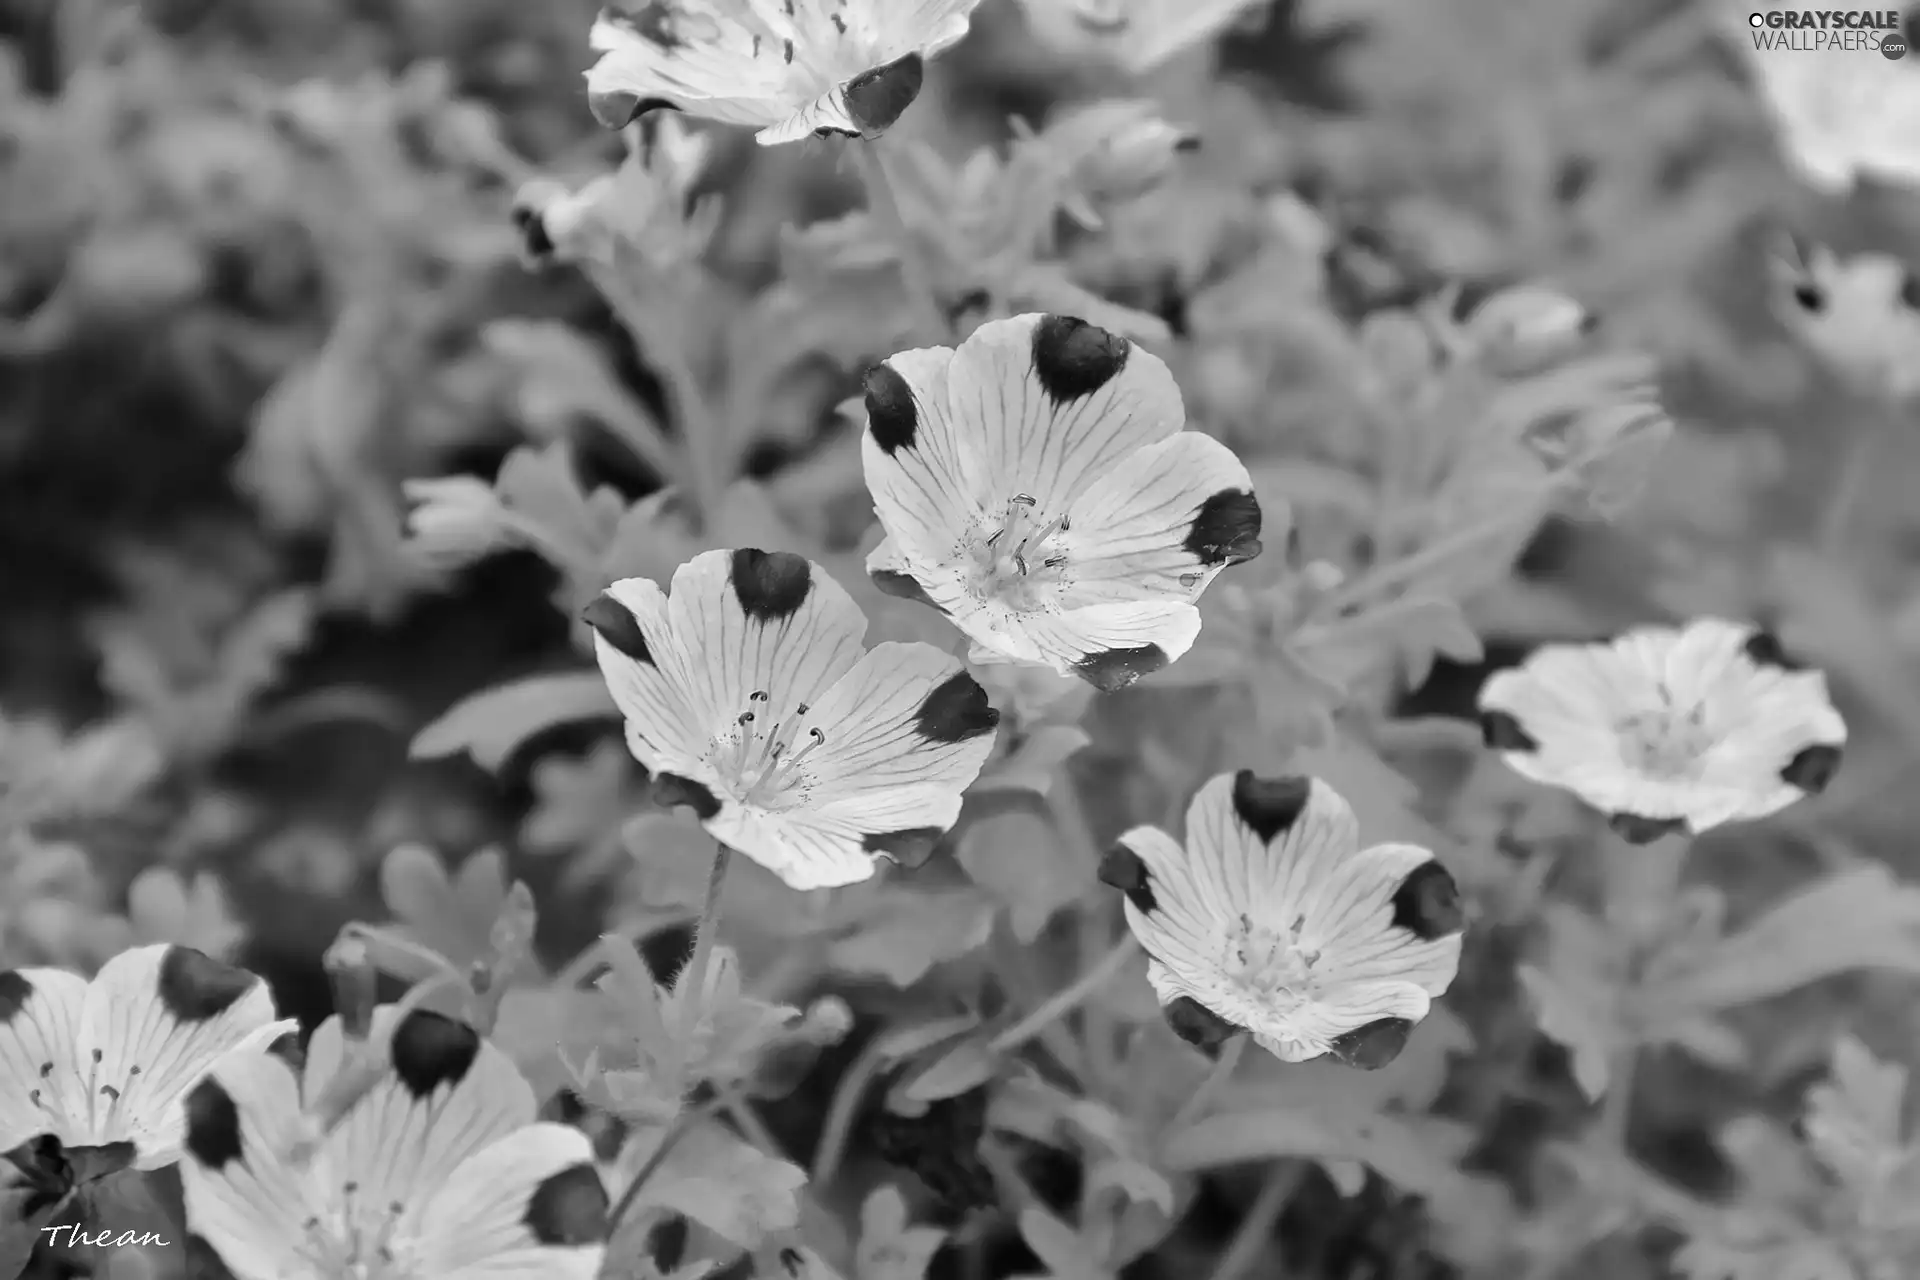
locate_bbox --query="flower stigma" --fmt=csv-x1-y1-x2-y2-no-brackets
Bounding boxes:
1615,691,1715,781
716,689,829,810
969,493,1073,613
298,1180,412,1280
1223,912,1321,1012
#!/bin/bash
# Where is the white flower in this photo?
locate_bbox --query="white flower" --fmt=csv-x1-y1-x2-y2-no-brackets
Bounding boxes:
584,0,983,146
585,548,1001,891
1767,237,1920,403
1101,771,1464,1068
180,1005,608,1280
511,115,717,269
0,944,295,1173
1010,0,1268,74
860,313,1262,692
1477,618,1847,842
1738,22,1920,194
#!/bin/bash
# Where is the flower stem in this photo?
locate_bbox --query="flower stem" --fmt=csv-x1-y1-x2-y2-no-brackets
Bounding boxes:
988,934,1141,1055
1164,1035,1248,1139
1208,1161,1306,1280
1598,830,1689,1147
1818,414,1881,555
852,138,947,342
678,840,731,1025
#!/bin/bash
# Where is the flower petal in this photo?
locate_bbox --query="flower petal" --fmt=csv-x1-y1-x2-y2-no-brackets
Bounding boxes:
1010,599,1203,690
1061,431,1262,607
704,805,881,891
76,945,293,1168
306,1006,535,1208
586,577,710,777
804,643,1000,801
586,5,798,131
179,1051,328,1280
862,346,993,564
407,1123,607,1279
0,968,85,1151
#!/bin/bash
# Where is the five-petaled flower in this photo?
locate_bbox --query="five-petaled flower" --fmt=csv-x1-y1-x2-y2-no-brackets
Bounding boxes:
585,0,982,145
1477,618,1847,843
860,313,1263,693
1099,771,1464,1068
585,548,1002,891
1737,29,1920,195
0,944,295,1179
181,1005,609,1280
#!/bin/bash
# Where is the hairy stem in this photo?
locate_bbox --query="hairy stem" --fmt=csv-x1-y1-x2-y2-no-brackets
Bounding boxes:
678,840,732,1024
988,934,1141,1056
1164,1035,1248,1139
1598,830,1689,1148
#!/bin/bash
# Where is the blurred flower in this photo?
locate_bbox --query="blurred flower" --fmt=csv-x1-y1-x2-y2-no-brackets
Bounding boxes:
0,945,295,1170
585,549,1000,890
1458,284,1596,377
1011,0,1268,74
862,313,1263,691
1099,771,1464,1068
1478,619,1847,843
1735,24,1920,193
1021,100,1199,228
511,116,718,270
584,0,983,145
1766,235,1920,403
402,474,516,567
181,1006,608,1279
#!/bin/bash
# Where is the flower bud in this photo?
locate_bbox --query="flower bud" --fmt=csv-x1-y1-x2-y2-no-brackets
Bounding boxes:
1043,100,1199,212
323,936,378,1042
1463,284,1595,375
402,475,515,567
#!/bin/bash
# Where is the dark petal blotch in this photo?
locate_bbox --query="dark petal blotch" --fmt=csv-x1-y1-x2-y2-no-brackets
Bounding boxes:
1782,743,1843,794
182,1077,245,1171
1073,643,1169,692
1031,314,1131,404
1390,862,1463,940
1183,489,1263,567
0,970,30,1023
3,1135,74,1216
1742,629,1804,671
1607,812,1689,845
1479,709,1539,752
157,946,258,1023
654,772,722,819
267,1029,306,1074
729,548,813,623
870,567,938,609
863,362,919,455
914,670,1000,744
588,90,679,131
524,1161,610,1246
646,1216,690,1273
583,594,654,667
1328,1016,1414,1071
390,1008,482,1099
1163,996,1240,1058
1229,771,1312,844
1097,843,1158,914
843,52,925,136
862,827,945,869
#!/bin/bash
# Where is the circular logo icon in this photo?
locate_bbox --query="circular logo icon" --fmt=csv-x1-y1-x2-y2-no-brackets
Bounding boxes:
1748,11,1765,25
1884,34,1909,58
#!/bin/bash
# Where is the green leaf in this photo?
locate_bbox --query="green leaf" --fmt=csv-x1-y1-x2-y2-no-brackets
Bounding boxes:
612,1119,809,1252
955,808,1086,944
410,672,616,771
493,440,625,577
1520,903,1620,1101
828,888,997,987
971,726,1092,797
855,1186,947,1280
1014,1206,1111,1280
892,1034,998,1107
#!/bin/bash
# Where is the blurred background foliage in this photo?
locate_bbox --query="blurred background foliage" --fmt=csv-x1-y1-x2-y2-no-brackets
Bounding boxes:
7,0,1920,1276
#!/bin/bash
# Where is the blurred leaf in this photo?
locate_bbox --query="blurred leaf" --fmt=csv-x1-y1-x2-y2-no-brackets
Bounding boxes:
828,888,998,987
125,868,246,958
1014,1206,1111,1280
855,1186,947,1280
1521,904,1621,1101
411,672,616,771
955,809,1085,944
971,726,1092,797
613,1119,809,1252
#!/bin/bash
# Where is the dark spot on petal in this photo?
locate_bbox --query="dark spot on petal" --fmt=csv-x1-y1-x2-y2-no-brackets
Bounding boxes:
583,593,654,666
157,946,258,1023
1390,862,1463,940
843,53,924,136
863,361,919,455
1097,843,1157,914
267,1030,305,1074
182,1077,244,1171
390,1008,482,1099
1741,629,1804,671
708,1256,757,1280
646,1215,689,1272
1327,1017,1413,1070
1183,489,1263,567
1163,996,1239,1058
870,567,937,608
813,126,861,139
3,1136,74,1217
1073,643,1169,692
0,970,31,1023
779,1247,807,1276
524,1162,610,1246
588,89,679,131
863,827,945,869
654,771,721,818
1174,133,1203,152
1031,314,1131,404
1607,812,1689,845
1782,743,1843,794
1230,771,1312,844
1479,709,1539,752
1901,268,1920,313
915,671,1000,743
1792,282,1826,313
512,206,555,262
729,549,813,622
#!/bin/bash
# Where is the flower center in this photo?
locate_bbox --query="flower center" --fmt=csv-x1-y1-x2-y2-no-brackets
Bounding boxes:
714,690,828,811
1616,700,1715,780
968,494,1073,613
1222,913,1320,1010
301,1181,414,1280
30,1047,144,1146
